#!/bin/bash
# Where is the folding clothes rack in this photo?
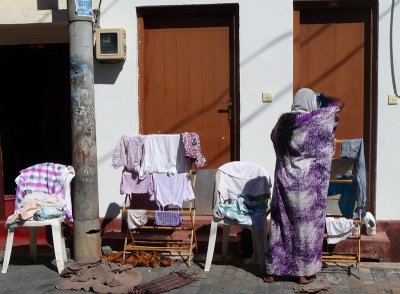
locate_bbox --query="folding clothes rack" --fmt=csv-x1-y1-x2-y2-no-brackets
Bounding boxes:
121,165,198,266
322,139,363,275
113,134,203,266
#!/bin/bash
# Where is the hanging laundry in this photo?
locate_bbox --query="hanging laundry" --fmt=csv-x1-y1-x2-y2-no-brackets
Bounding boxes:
340,139,367,216
120,169,154,195
181,132,207,168
154,211,182,227
139,134,190,179
127,209,148,229
151,173,195,209
325,217,353,244
112,135,146,172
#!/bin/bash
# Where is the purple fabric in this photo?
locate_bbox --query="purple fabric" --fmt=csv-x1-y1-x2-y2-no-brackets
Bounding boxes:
154,211,181,227
181,132,207,168
120,169,154,195
266,103,340,277
112,135,145,172
14,163,71,217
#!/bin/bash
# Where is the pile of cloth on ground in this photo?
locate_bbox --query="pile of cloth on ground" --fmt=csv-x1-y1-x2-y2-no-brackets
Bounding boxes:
292,273,342,293
56,260,198,294
56,260,143,294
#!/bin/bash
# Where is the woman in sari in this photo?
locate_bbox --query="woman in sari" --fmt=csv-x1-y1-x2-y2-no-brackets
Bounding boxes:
265,88,344,284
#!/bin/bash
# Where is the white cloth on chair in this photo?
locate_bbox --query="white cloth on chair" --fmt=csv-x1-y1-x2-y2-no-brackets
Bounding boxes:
205,161,272,274
217,161,271,201
21,192,67,209
213,196,267,230
60,165,75,220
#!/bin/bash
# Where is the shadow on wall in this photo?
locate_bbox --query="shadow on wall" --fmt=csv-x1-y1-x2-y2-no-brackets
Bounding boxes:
100,202,122,235
94,60,125,84
193,169,217,215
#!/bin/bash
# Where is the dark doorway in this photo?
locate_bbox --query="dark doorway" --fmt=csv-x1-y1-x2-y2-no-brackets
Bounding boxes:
0,44,71,218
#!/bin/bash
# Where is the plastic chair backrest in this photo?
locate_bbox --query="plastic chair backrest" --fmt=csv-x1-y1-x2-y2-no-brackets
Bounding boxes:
214,161,271,206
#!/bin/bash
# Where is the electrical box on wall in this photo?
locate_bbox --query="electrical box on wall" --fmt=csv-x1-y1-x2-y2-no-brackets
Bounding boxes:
95,28,126,61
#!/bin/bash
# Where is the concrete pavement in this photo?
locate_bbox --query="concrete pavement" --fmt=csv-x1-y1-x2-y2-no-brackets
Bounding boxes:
1,251,400,294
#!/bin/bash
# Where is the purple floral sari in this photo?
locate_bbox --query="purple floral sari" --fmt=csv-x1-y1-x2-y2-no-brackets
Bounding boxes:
266,103,340,277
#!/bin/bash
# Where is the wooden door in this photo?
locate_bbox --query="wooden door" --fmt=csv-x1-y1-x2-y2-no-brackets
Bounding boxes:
294,3,378,213
138,6,238,169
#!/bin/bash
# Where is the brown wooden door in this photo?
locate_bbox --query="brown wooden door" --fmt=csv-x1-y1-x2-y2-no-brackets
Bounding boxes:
138,7,238,169
294,4,377,213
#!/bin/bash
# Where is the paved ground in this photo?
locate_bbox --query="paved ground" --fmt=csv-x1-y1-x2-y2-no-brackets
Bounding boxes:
1,251,400,294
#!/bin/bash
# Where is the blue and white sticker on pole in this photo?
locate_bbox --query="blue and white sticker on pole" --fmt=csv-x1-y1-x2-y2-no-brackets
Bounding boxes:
75,0,92,17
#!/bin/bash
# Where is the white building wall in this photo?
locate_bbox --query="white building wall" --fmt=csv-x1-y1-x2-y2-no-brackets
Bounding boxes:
376,0,400,220
2,0,400,220
94,0,293,217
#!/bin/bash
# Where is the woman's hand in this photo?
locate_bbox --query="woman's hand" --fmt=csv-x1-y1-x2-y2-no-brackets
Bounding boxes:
319,92,345,110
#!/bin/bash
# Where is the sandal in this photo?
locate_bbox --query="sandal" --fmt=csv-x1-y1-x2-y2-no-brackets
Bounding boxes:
263,275,275,283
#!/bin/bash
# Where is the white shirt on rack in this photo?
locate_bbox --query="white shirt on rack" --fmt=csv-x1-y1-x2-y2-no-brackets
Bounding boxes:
151,173,195,209
139,134,190,179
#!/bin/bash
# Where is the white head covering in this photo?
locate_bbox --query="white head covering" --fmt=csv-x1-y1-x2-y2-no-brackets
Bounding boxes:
291,88,318,114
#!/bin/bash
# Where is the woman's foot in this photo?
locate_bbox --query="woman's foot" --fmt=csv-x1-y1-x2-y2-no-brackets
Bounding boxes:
298,276,313,285
263,275,275,283
306,274,316,280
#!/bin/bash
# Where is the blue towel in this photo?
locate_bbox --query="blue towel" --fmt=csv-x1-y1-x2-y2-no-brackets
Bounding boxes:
340,139,367,216
328,182,357,218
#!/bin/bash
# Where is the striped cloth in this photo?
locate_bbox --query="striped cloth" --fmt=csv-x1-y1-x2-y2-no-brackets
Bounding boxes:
14,162,74,220
135,271,198,294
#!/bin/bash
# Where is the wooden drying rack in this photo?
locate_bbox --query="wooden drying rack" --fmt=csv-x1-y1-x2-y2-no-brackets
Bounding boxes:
121,166,198,266
322,139,362,275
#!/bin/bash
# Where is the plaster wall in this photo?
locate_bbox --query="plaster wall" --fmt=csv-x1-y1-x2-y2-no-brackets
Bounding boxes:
94,0,293,217
376,0,400,220
1,0,400,221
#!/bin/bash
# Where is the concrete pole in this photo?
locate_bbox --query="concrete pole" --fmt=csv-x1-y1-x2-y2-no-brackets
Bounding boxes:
67,0,101,262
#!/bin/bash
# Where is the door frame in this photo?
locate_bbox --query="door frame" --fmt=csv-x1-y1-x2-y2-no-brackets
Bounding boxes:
136,4,240,162
293,0,378,215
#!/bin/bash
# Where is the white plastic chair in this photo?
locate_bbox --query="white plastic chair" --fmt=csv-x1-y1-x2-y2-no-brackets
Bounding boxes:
204,161,271,274
2,217,67,273
1,163,74,274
